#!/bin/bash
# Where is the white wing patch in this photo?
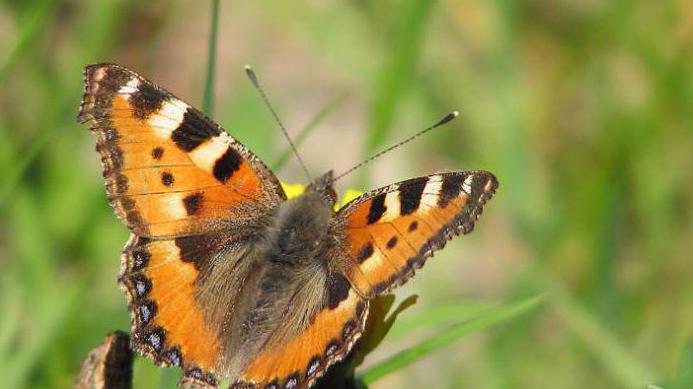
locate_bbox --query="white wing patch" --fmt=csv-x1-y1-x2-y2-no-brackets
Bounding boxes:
148,100,187,139
118,77,141,96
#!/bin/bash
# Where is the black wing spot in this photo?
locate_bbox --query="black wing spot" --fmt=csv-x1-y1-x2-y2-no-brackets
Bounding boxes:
326,272,350,310
386,236,398,249
356,241,374,264
175,234,219,271
438,174,464,208
399,177,428,215
367,193,387,224
182,192,203,215
151,147,164,160
130,83,165,120
171,110,221,152
161,172,174,186
408,221,418,232
213,147,243,183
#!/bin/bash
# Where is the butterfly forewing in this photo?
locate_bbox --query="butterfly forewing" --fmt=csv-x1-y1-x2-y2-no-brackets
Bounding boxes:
335,171,498,298
78,63,285,238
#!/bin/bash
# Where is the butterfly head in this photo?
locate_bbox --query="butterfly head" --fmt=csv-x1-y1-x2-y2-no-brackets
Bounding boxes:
304,170,337,208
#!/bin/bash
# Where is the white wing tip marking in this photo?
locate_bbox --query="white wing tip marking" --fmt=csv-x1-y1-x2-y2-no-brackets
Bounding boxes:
462,174,474,194
118,77,140,97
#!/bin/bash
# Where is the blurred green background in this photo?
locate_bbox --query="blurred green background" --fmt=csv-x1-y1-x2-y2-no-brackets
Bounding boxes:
1,1,691,388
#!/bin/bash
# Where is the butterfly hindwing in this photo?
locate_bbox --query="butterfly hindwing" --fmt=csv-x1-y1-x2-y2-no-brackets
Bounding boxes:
119,233,226,388
78,63,285,238
336,171,498,298
230,277,368,389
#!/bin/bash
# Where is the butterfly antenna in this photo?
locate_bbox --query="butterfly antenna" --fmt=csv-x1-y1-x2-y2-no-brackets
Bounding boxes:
244,65,313,182
331,111,459,184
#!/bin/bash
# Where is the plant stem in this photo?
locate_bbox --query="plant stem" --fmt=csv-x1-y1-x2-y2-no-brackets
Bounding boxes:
202,0,220,116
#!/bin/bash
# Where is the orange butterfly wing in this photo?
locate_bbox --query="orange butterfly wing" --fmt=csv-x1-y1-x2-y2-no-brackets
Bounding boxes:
230,276,368,389
119,234,227,387
78,63,285,238
337,172,498,298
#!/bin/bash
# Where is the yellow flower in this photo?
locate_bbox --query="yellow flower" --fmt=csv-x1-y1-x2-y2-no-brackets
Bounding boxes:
339,189,363,207
280,182,307,199
280,183,363,210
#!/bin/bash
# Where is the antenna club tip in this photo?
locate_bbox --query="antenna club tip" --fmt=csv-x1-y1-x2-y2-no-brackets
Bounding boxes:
435,111,459,126
244,65,259,85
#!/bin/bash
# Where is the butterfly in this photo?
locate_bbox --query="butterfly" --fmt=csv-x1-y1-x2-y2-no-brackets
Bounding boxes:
78,63,498,389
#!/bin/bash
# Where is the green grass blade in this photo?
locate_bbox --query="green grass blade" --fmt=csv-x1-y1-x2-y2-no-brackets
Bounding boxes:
271,93,346,171
387,300,496,340
202,0,220,116
359,295,544,384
